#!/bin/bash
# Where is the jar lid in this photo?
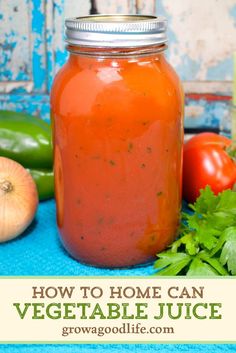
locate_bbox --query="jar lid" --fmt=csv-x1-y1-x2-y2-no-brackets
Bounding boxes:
65,15,167,48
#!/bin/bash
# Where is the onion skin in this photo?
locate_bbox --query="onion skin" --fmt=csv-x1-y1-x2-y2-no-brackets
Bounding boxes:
0,157,38,243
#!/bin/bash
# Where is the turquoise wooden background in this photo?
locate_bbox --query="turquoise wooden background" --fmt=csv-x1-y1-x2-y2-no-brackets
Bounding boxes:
0,0,235,127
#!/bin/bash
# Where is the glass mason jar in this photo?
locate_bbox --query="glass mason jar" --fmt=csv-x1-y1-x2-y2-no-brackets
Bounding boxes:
51,15,184,268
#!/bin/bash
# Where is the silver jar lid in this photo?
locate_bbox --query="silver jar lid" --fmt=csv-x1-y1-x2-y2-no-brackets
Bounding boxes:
65,15,167,48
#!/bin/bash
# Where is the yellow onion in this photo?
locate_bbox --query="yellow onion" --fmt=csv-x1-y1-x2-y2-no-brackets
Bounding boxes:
0,157,38,242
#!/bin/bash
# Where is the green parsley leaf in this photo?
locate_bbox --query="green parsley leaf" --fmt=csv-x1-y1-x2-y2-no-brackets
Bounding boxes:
199,251,228,275
207,211,236,232
219,227,236,275
193,185,219,214
187,258,219,276
155,252,191,276
176,232,199,255
154,252,189,269
154,186,236,276
195,223,219,250
216,190,236,214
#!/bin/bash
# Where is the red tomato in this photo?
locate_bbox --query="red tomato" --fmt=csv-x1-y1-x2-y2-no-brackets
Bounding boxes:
183,133,236,203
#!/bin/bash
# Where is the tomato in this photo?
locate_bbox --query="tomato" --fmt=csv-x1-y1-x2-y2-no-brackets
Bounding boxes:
183,133,236,203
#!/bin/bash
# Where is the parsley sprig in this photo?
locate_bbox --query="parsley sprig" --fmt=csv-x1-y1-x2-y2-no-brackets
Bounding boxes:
154,186,236,276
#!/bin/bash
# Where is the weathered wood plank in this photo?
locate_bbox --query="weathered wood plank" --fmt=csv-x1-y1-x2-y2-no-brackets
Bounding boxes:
46,0,54,91
183,81,232,95
30,0,47,93
0,0,31,82
156,0,236,82
135,0,155,15
64,0,90,18
96,0,131,14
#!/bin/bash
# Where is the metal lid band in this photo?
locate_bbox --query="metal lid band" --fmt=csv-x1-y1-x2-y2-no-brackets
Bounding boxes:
65,15,168,48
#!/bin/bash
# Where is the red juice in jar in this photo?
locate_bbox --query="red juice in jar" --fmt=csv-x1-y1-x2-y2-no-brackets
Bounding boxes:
51,15,184,267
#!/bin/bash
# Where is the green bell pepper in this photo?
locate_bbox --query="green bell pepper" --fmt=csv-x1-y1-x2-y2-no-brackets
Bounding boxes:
28,169,54,201
0,110,53,169
0,110,54,200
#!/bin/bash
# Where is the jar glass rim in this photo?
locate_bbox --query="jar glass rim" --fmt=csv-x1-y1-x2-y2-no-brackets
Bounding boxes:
66,43,167,57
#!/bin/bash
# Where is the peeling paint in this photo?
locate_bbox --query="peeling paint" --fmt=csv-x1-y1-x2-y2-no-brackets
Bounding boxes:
184,99,231,129
0,94,50,120
0,1,31,81
135,0,155,15
96,0,130,14
31,0,47,92
183,81,232,95
207,57,233,81
156,0,236,81
45,0,54,92
54,0,67,73
229,3,236,25
0,81,33,94
0,0,235,130
185,105,205,119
